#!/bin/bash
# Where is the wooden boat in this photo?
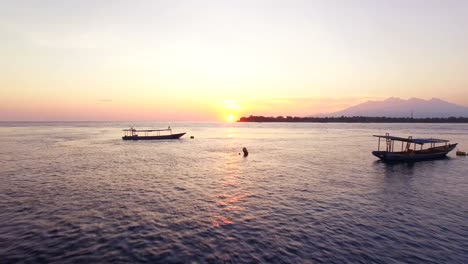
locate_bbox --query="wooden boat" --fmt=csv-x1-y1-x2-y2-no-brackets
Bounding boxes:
122,127,186,140
372,133,457,162
456,150,467,156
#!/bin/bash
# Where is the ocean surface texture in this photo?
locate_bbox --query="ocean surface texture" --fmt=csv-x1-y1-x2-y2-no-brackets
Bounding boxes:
1,122,467,263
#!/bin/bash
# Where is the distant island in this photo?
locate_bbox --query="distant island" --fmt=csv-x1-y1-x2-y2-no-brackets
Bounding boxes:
238,97,468,123
238,115,468,123
319,97,468,118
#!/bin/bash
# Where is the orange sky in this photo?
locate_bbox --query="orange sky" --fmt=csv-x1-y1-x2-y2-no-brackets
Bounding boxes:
1,1,467,121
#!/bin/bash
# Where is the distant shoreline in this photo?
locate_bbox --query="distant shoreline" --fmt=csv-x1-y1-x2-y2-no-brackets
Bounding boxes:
237,115,468,123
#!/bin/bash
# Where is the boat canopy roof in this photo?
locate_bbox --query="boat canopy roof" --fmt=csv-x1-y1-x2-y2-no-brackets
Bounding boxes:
122,128,171,132
373,135,449,144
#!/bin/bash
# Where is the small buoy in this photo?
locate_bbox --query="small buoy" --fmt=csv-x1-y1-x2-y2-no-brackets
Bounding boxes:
242,147,248,157
190,136,194,139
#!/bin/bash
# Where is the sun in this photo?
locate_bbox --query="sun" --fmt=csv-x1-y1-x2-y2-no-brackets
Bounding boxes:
226,115,234,122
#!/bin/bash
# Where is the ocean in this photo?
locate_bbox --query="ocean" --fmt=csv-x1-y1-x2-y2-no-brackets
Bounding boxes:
1,122,467,263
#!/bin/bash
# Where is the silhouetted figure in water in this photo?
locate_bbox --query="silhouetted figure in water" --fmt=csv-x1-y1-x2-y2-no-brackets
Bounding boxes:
242,147,248,157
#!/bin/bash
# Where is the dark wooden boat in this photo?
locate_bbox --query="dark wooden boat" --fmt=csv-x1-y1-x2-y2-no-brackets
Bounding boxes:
122,127,186,140
372,133,457,162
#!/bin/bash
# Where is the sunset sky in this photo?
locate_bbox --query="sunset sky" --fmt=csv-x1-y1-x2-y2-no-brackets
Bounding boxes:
1,0,467,121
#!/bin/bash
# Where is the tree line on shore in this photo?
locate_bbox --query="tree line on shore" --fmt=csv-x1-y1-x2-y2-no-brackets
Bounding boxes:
237,115,468,123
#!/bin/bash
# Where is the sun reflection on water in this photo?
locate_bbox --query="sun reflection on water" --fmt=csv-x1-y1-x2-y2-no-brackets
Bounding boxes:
210,142,248,228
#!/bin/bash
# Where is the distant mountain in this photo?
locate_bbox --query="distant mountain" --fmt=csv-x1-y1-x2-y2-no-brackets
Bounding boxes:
324,97,468,118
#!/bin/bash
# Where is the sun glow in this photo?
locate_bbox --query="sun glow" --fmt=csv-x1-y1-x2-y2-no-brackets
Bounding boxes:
226,115,234,122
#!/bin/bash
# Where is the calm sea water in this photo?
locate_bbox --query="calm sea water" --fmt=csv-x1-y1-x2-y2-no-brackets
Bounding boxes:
1,122,467,263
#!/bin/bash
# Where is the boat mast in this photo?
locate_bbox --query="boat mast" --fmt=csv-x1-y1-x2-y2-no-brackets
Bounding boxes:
385,133,392,152
405,136,412,152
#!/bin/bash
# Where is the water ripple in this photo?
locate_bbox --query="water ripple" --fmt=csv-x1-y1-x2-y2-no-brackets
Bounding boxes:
1,122,468,263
